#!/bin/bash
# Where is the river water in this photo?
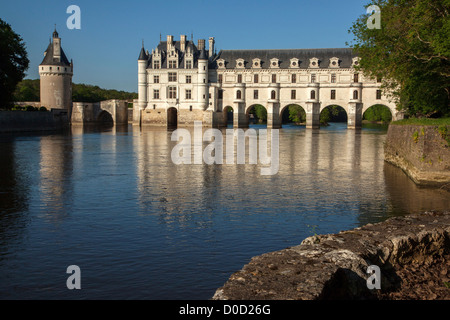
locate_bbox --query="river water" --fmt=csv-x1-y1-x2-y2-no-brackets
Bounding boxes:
0,123,448,299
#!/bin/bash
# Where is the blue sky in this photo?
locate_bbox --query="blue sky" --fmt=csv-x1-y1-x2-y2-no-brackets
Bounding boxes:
1,0,370,92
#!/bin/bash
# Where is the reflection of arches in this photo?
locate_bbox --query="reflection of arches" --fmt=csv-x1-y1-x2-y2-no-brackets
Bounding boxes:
280,104,306,124
363,104,393,122
167,107,178,128
97,110,114,125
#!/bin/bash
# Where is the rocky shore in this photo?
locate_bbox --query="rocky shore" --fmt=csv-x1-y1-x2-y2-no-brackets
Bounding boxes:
212,211,450,300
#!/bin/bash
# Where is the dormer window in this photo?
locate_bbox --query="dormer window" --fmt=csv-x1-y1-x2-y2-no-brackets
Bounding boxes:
154,60,160,69
290,58,299,68
329,57,339,68
352,57,360,67
270,58,279,68
168,60,177,69
252,58,261,68
217,59,225,69
309,57,319,68
236,58,245,68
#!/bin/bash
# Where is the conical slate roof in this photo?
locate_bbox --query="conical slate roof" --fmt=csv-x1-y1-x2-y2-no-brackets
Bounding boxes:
40,42,71,66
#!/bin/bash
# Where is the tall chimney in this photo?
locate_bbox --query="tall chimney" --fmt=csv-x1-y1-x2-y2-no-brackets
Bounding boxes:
197,39,205,51
167,35,173,51
208,37,215,57
180,35,186,52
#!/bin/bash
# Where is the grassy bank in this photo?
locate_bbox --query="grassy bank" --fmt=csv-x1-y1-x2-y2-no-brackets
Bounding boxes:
392,118,450,126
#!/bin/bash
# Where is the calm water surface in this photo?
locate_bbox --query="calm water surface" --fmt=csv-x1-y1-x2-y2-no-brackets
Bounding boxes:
0,123,448,299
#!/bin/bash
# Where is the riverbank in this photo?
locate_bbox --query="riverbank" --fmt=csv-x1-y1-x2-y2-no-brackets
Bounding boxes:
212,211,450,300
0,110,69,133
384,120,450,188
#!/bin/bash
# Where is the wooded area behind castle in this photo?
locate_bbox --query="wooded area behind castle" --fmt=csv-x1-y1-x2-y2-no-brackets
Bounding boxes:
12,79,137,104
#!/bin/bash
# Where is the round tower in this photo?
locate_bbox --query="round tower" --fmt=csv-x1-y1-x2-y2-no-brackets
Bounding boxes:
137,44,148,111
197,47,209,110
39,28,73,114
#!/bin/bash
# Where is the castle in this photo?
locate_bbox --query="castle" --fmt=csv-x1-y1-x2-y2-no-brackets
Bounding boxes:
38,29,128,126
134,35,403,129
39,28,73,114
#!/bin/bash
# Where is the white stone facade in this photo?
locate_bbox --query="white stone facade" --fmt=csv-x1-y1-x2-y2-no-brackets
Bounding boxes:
135,35,402,129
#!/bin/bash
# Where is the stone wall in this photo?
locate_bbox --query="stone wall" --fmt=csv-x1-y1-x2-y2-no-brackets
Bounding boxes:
0,110,69,133
384,124,450,186
212,211,450,300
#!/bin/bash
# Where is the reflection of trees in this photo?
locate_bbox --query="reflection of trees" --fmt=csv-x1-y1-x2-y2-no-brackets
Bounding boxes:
0,138,30,256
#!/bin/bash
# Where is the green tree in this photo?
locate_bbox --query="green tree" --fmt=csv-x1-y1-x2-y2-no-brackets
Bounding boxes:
0,19,29,108
348,0,450,117
288,105,306,123
249,104,267,123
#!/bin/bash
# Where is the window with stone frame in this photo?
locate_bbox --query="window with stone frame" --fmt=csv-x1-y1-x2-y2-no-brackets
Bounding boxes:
291,90,296,100
154,60,160,69
331,90,336,100
254,74,259,83
311,74,316,83
254,90,259,99
376,90,382,100
272,74,277,83
168,60,177,69
186,75,191,83
237,74,242,83
186,60,192,69
292,74,296,83
153,89,160,99
154,75,159,83
185,89,192,100
331,74,336,83
168,86,177,99
168,72,177,82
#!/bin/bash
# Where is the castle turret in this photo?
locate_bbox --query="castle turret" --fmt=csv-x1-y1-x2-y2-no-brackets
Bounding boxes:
138,44,148,111
197,47,208,110
39,28,73,113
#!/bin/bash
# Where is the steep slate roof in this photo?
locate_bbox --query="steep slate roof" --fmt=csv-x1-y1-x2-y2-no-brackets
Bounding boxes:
143,40,206,69
40,42,71,66
211,48,356,69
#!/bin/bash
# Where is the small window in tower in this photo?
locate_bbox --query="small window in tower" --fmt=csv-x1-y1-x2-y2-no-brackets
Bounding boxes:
310,90,316,99
186,60,192,69
236,90,242,99
311,74,316,83
237,74,242,83
353,90,359,99
218,74,223,83
272,74,276,83
331,74,336,83
254,90,258,99
271,90,276,100
354,73,359,83
254,74,258,83
291,90,296,100
154,61,160,69
292,74,296,83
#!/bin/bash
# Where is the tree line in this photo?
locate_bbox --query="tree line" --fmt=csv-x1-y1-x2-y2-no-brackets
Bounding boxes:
13,79,137,104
